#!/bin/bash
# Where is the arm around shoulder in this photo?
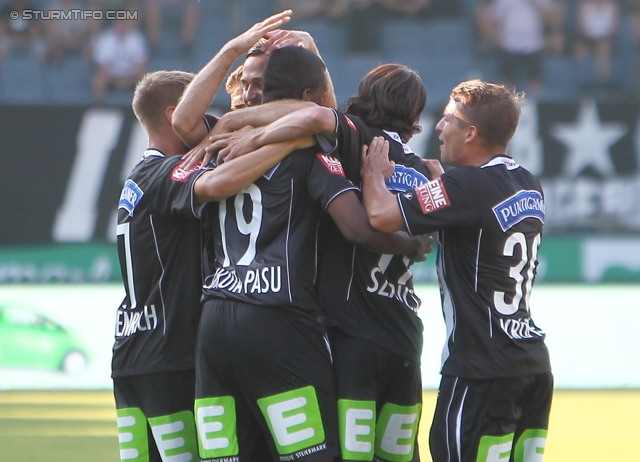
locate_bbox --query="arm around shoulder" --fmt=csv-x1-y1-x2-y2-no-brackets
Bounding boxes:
193,137,314,203
327,190,426,257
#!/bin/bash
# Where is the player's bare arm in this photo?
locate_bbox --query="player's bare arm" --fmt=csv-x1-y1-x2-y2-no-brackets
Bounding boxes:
422,158,445,178
211,99,318,138
210,105,337,163
171,10,292,148
180,100,320,169
361,137,406,233
194,136,314,203
327,190,430,258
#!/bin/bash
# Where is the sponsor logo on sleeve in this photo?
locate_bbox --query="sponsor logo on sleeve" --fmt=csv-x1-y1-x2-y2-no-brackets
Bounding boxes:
492,190,545,232
317,153,346,177
118,179,144,216
386,165,428,192
414,178,450,214
344,115,358,132
170,160,202,182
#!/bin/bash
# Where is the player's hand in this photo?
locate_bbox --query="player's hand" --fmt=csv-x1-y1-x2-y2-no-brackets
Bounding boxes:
407,233,434,262
226,10,292,55
362,136,394,180
208,126,258,164
421,158,444,179
181,135,213,170
260,29,317,55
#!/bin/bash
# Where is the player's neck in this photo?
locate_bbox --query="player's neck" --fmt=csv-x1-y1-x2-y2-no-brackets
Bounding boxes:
147,131,188,157
463,143,506,167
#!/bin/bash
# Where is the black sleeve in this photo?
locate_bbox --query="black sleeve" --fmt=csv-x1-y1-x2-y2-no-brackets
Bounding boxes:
307,151,359,210
203,114,219,132
149,157,212,218
317,110,372,184
398,166,482,235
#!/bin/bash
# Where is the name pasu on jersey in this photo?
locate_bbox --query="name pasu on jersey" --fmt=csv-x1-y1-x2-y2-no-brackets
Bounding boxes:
205,266,282,295
202,149,358,308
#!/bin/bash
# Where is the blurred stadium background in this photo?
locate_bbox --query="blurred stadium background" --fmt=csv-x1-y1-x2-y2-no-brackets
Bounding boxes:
1,0,639,460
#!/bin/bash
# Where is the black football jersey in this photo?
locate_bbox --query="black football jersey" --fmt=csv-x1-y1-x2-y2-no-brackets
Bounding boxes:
398,155,551,379
317,110,429,360
112,149,212,378
201,146,357,322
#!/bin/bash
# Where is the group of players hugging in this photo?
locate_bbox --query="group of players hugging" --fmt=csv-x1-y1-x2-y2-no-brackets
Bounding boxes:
112,9,552,462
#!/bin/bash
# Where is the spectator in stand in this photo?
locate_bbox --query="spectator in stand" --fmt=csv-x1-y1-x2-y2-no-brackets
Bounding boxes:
0,9,10,63
337,0,462,53
629,0,640,96
142,0,200,57
475,0,498,54
89,0,139,11
277,0,328,20
573,0,620,83
44,0,99,62
546,0,567,55
92,17,148,102
0,0,47,63
491,0,564,96
339,0,431,53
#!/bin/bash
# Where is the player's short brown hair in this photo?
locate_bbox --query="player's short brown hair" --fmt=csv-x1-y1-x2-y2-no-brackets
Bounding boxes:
450,79,524,147
343,64,426,142
225,65,245,111
132,70,195,132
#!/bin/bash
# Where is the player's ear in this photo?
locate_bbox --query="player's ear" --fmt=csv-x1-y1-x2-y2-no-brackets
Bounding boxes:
301,88,313,102
165,106,176,125
465,125,479,143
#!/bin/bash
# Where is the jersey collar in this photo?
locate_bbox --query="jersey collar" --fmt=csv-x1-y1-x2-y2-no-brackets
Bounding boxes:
383,130,414,155
482,155,519,170
143,148,165,159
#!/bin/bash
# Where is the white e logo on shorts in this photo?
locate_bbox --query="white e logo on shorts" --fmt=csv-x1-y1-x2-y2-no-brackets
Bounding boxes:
267,397,314,445
258,386,326,455
194,396,239,459
477,429,547,462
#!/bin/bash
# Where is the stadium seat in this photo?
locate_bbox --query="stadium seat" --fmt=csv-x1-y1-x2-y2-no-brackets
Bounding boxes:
47,57,93,104
343,54,385,101
382,18,474,56
240,0,279,27
321,54,350,106
289,19,347,55
389,52,477,109
472,51,501,84
148,56,186,73
611,17,637,95
192,14,233,66
155,21,184,58
541,55,580,101
0,56,47,103
102,88,135,106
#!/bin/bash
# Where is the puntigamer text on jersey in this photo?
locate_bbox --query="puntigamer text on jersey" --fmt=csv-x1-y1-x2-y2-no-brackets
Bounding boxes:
492,190,545,232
